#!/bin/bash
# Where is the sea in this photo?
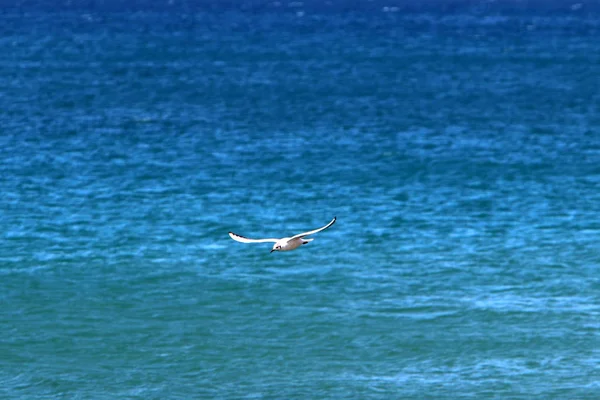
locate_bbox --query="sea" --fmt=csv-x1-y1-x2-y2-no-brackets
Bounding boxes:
1,0,599,398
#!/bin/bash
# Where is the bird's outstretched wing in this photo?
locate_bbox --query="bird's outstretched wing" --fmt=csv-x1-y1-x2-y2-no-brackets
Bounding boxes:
229,232,279,244
290,217,336,240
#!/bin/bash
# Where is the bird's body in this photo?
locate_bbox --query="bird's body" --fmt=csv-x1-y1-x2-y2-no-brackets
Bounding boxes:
228,217,335,253
273,237,313,252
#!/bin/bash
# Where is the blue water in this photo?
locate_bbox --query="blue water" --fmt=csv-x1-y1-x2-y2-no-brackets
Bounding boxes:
1,2,600,398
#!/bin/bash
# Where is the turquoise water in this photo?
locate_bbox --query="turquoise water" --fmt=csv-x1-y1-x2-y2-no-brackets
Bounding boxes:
1,3,600,398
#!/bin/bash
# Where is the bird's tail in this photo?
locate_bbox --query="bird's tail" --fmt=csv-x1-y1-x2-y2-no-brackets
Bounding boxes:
302,239,314,244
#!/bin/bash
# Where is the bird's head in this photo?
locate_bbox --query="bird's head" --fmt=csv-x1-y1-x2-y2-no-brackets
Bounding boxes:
270,244,282,253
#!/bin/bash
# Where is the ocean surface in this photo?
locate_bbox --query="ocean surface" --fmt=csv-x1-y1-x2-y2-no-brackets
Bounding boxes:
1,1,599,398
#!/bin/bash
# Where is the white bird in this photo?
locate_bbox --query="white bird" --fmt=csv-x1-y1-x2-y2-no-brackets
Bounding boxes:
229,217,336,253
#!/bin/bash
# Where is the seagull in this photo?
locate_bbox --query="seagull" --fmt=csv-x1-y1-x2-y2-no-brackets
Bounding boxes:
229,217,336,253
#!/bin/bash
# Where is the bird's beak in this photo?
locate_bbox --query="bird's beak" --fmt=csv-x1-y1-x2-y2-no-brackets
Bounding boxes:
270,249,274,253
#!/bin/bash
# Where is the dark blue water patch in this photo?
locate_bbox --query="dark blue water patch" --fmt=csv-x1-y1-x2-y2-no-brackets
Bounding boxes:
6,0,600,14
